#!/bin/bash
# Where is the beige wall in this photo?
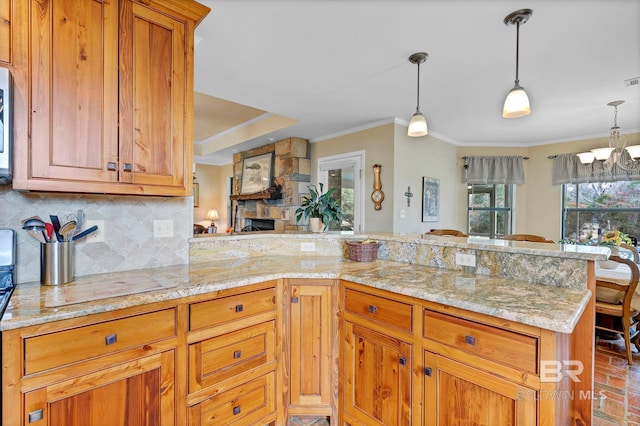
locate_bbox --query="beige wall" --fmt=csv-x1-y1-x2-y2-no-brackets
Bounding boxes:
194,163,233,232
311,124,395,232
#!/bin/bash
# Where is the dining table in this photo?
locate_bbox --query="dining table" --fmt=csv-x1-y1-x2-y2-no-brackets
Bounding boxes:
594,250,640,310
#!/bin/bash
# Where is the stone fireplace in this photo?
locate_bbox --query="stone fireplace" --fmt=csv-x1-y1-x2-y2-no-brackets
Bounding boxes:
231,138,311,232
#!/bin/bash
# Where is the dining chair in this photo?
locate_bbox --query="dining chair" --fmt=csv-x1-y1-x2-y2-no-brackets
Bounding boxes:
426,229,467,237
502,234,555,243
620,243,639,264
595,255,640,365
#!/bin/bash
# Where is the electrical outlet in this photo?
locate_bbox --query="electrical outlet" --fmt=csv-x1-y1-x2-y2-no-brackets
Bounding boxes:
84,220,105,243
153,220,174,238
400,210,406,219
301,242,316,252
455,252,476,267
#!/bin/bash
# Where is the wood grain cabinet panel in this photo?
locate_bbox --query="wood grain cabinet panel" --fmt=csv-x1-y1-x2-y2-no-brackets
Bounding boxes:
190,287,276,331
188,320,275,394
0,0,11,64
24,350,175,426
424,309,539,374
343,321,412,426
344,288,413,332
423,351,537,426
25,308,176,375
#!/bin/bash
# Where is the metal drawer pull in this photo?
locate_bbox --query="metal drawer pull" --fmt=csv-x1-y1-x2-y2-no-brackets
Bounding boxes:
105,334,117,345
233,350,242,359
107,162,117,171
424,367,432,377
28,409,43,423
291,296,299,303
399,356,407,366
233,406,241,415
123,163,133,172
465,335,476,346
368,305,377,314
235,304,244,313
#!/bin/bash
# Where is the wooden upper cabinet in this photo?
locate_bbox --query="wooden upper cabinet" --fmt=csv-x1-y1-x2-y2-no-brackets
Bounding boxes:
30,0,119,183
14,0,210,195
0,0,11,65
119,0,186,188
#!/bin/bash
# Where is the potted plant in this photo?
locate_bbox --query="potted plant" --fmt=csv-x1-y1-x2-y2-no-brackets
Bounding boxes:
295,183,344,232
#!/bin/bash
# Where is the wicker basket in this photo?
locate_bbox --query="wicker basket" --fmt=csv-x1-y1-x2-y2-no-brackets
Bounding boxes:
346,241,381,262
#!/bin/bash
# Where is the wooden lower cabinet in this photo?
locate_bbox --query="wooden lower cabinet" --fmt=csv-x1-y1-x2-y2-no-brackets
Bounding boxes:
287,279,338,419
24,350,175,426
342,321,413,425
423,351,537,425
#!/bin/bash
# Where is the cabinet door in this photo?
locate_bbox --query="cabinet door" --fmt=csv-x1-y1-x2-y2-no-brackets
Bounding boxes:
119,0,187,190
30,0,119,182
0,0,10,64
423,351,537,426
289,283,332,412
24,350,175,426
343,321,412,426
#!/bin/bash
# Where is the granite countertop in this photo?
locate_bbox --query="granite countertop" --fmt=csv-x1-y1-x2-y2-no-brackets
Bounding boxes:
1,256,591,334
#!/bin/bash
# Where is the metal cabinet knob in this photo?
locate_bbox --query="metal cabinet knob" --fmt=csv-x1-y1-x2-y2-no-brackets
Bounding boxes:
368,305,377,314
233,350,242,359
465,335,476,346
233,406,241,415
28,409,43,423
105,334,117,345
235,304,244,313
123,163,133,172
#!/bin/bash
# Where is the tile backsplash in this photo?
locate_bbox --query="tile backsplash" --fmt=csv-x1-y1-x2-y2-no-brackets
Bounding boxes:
0,187,193,284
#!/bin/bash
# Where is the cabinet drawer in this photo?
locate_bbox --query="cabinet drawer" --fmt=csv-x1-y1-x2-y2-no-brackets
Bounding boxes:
189,372,275,426
424,310,538,374
188,321,275,393
24,309,176,375
345,288,412,332
189,287,276,331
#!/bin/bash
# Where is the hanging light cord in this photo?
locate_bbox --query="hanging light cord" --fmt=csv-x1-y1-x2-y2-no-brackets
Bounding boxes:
514,20,520,85
416,61,421,112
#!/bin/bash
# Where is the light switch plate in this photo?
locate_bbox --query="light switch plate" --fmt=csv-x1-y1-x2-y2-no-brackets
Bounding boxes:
301,242,316,252
153,220,174,238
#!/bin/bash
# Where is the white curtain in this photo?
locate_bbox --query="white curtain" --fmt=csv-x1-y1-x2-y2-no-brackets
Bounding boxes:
552,153,640,185
464,156,525,184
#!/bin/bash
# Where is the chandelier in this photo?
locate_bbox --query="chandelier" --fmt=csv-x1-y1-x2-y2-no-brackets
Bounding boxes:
577,100,640,170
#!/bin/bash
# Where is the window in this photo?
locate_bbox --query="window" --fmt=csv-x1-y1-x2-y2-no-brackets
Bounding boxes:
318,151,364,232
467,184,513,238
562,181,640,242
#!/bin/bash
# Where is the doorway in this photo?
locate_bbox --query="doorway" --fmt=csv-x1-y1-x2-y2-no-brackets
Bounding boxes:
318,151,365,232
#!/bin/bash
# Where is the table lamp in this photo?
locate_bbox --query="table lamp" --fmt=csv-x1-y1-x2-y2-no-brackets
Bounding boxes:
206,209,219,234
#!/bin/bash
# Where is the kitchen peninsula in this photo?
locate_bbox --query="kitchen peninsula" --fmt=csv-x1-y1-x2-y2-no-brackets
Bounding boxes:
2,233,606,425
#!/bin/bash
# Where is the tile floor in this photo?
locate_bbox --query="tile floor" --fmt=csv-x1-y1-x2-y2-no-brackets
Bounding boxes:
289,337,640,426
594,335,640,425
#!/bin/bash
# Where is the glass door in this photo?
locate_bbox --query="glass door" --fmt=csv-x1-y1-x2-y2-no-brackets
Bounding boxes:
318,151,364,232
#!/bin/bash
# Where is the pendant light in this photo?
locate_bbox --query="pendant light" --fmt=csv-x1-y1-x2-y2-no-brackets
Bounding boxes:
408,52,428,137
502,9,533,118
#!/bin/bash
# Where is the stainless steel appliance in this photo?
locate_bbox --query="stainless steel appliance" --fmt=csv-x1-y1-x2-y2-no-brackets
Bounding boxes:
0,228,16,317
0,68,12,184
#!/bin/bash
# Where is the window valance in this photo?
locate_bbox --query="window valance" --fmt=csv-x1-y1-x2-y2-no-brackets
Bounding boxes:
552,153,640,185
463,156,525,185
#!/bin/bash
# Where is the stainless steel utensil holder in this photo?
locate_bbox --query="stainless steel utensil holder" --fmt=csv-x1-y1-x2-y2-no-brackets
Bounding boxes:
41,242,74,285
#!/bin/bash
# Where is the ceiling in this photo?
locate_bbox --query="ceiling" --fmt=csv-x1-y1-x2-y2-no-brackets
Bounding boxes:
192,0,640,166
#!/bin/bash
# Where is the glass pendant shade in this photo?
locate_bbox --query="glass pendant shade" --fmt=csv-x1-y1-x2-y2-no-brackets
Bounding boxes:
576,152,595,164
591,147,615,161
625,145,640,159
502,84,530,118
408,111,428,137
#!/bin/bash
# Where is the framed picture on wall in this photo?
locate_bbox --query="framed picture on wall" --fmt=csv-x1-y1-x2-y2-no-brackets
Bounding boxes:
422,177,439,222
240,153,273,194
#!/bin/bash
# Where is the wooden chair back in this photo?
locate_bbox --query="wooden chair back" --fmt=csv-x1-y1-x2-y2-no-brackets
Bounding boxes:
426,229,467,237
502,234,555,243
595,255,640,365
620,243,640,264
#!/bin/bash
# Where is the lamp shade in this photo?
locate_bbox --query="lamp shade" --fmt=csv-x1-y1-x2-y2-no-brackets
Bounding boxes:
576,152,595,164
502,85,530,118
625,145,640,159
408,111,428,137
591,147,615,161
206,209,219,221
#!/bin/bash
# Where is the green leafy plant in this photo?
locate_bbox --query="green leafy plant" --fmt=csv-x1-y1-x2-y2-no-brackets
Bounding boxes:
295,183,344,231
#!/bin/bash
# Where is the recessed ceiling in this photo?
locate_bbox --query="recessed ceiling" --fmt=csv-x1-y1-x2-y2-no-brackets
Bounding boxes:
192,0,640,166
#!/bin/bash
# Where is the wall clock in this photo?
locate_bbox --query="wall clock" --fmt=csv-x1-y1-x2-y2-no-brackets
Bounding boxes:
371,164,384,210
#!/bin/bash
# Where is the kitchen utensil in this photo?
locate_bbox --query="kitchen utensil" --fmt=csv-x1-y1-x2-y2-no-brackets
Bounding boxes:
59,220,77,242
45,223,54,241
22,218,48,244
50,215,63,242
71,225,99,242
